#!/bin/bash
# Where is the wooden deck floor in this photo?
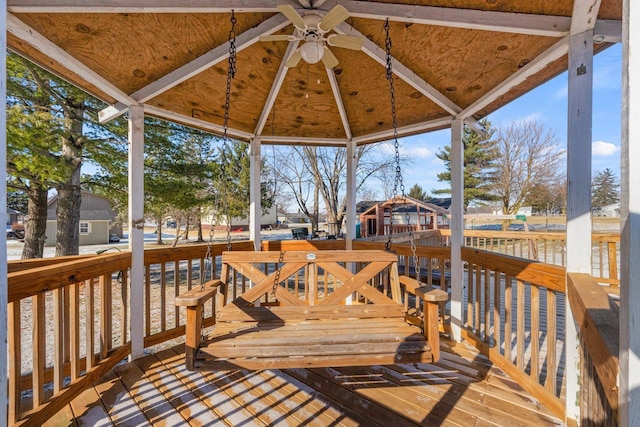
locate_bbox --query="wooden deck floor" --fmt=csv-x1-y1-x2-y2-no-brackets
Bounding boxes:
45,340,564,427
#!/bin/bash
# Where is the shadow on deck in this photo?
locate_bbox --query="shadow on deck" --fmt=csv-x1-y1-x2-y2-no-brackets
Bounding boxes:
45,339,564,427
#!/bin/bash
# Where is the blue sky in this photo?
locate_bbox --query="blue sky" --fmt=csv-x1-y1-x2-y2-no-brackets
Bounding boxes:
397,43,623,196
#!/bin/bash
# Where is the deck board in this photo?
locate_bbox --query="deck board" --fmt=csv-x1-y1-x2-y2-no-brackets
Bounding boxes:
53,340,564,427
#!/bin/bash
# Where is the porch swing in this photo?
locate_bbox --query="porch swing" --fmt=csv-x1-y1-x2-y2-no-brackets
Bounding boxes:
176,15,448,371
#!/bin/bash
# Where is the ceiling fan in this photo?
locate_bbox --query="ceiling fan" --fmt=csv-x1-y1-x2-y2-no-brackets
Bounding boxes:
259,4,364,69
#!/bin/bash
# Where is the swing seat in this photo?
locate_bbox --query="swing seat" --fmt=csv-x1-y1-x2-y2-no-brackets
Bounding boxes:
176,250,448,371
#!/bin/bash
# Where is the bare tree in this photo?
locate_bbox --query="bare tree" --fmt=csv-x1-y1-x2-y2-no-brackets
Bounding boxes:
269,143,399,235
492,120,565,215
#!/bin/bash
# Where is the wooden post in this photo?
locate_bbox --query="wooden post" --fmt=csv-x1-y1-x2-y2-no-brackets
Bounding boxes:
346,140,357,250
620,0,640,422
0,2,8,422
566,29,594,422
249,138,262,251
449,117,464,341
128,104,145,360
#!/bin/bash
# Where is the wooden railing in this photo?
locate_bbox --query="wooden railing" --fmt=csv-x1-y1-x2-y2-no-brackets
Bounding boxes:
441,230,620,286
567,273,619,425
8,253,131,426
6,241,256,426
458,247,567,419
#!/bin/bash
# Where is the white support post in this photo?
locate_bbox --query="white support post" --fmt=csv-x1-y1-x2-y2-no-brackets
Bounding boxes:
449,117,464,342
0,1,9,422
345,140,357,250
620,0,640,423
128,104,145,360
249,138,262,251
565,29,594,422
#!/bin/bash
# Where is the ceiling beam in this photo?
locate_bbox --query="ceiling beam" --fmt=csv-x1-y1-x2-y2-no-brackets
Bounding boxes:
325,65,352,140
7,0,291,13
99,13,289,123
458,37,569,118
352,116,453,145
254,39,299,136
144,104,254,141
259,135,348,147
328,0,571,38
7,13,136,106
335,22,462,118
594,19,622,43
571,0,602,35
9,0,574,38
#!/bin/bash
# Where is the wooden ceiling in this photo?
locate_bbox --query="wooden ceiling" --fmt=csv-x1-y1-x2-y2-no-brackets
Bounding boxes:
6,0,622,145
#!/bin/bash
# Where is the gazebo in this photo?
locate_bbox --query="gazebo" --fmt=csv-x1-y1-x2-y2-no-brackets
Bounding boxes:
1,1,638,425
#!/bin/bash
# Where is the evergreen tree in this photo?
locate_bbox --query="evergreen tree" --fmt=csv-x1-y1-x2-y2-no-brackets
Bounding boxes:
591,168,620,209
433,119,497,210
408,184,428,201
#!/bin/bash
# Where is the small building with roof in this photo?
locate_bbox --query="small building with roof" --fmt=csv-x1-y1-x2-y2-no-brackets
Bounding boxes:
45,192,122,246
357,196,449,238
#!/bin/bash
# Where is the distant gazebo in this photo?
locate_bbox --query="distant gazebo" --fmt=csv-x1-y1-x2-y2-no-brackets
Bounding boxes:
358,196,448,238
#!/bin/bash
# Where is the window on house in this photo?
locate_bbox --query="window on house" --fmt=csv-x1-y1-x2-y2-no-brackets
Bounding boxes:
80,222,91,234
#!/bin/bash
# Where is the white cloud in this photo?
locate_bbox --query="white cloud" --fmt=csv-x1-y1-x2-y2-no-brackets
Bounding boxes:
400,146,433,158
592,140,620,156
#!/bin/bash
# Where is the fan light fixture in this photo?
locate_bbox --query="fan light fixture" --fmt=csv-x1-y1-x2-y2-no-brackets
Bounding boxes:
299,41,324,64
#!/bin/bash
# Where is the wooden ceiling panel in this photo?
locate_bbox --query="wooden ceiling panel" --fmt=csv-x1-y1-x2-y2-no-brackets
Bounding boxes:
351,18,558,108
7,32,117,104
150,41,289,135
264,62,346,139
332,49,448,138
362,0,574,16
13,12,274,95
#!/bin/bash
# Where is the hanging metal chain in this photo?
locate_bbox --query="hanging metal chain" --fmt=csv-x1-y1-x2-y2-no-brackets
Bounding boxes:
221,10,237,252
271,251,285,298
383,19,420,283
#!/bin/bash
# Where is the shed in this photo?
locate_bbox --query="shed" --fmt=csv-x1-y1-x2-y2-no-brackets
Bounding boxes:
359,195,448,237
45,192,121,246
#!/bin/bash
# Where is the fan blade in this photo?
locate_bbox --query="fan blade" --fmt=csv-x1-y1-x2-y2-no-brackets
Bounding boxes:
286,50,302,67
318,5,349,32
277,4,307,30
326,34,363,50
321,47,339,68
259,34,297,42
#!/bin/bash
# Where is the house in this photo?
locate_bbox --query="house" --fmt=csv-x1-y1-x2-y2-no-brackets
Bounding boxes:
358,196,449,238
593,202,620,217
6,208,21,226
203,204,278,231
45,192,122,246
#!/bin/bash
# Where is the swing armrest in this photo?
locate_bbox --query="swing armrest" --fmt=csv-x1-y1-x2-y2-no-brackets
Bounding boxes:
175,280,222,307
177,279,222,371
399,275,448,362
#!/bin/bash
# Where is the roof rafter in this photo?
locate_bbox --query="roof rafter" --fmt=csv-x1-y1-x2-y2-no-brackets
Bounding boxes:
144,104,254,141
352,116,453,145
254,38,300,136
9,0,601,39
325,66,352,140
571,0,602,34
335,22,463,117
458,37,569,118
99,13,289,123
7,12,136,106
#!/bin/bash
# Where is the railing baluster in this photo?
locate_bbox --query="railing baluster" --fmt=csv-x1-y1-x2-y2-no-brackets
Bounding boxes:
545,289,558,396
145,265,151,337
475,265,481,336
530,285,540,381
121,269,128,344
174,260,180,327
467,263,474,329
484,268,490,343
101,274,113,355
493,271,501,350
32,294,46,407
8,301,21,425
160,262,166,332
70,282,81,380
86,279,94,369
516,279,525,370
504,275,512,362
53,289,64,394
